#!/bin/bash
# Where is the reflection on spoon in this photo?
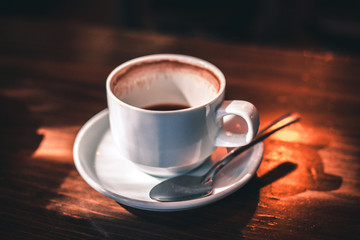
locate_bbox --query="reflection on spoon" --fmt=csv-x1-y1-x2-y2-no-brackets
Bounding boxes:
150,113,301,202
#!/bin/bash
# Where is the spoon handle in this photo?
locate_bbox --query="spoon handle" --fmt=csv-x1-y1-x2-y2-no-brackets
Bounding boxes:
201,113,301,184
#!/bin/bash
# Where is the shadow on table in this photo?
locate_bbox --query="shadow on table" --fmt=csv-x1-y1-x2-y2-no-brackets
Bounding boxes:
120,134,343,238
120,162,297,234
261,139,343,197
0,95,76,238
0,95,43,175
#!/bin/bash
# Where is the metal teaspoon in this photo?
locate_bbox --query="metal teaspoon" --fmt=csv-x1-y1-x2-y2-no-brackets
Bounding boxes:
149,112,301,202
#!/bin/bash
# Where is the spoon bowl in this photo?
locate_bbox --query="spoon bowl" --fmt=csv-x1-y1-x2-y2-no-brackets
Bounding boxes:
150,175,213,202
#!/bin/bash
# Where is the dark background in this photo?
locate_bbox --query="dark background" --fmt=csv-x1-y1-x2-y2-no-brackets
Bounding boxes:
1,0,360,55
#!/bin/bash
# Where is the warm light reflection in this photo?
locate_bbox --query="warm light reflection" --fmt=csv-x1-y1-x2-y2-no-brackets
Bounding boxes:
271,129,301,143
264,119,319,145
31,126,79,162
211,147,228,162
303,50,334,62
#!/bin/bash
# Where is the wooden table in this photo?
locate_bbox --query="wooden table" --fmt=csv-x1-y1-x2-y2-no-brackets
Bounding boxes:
1,18,359,240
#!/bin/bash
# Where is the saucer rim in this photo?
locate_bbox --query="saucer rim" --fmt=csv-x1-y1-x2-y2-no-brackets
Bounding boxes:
73,109,264,212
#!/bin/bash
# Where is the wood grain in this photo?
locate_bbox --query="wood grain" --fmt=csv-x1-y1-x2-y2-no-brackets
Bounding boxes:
1,18,359,240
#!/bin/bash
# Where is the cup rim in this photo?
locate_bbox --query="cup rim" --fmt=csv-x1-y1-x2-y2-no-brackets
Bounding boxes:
106,54,226,113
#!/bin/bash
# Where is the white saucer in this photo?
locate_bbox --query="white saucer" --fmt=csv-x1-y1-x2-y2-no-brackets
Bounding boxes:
73,109,264,212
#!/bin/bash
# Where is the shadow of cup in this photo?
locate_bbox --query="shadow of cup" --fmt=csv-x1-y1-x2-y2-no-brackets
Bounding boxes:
119,161,298,236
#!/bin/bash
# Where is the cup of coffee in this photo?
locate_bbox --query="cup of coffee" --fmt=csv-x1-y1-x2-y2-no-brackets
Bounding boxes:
106,54,259,177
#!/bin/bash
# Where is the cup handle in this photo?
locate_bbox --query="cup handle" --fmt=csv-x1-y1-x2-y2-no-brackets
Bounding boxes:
215,100,259,147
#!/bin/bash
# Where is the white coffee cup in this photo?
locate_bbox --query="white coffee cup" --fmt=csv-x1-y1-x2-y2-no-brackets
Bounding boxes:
106,54,259,177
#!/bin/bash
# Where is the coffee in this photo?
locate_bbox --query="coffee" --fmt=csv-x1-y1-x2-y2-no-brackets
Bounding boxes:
144,103,190,111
